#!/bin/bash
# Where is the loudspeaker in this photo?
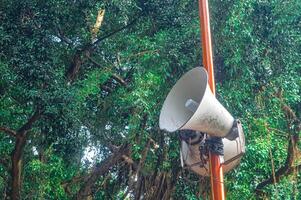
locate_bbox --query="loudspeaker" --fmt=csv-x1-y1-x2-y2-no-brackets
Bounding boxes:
159,67,234,138
180,130,245,176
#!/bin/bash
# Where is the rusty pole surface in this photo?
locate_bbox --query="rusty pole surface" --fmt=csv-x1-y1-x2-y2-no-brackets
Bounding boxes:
198,0,225,199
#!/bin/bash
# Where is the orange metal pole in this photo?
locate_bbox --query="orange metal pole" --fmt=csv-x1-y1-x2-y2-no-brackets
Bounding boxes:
198,0,215,95
198,0,225,200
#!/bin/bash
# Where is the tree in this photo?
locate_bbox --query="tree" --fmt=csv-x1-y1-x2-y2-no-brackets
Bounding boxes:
0,0,300,199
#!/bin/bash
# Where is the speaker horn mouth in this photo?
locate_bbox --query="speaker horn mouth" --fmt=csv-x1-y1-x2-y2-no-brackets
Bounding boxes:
159,67,208,132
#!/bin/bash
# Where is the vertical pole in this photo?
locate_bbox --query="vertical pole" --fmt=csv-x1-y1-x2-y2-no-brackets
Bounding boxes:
198,0,225,200
198,0,215,95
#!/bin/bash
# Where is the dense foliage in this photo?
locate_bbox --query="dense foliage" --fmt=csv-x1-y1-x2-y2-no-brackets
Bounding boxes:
0,0,300,199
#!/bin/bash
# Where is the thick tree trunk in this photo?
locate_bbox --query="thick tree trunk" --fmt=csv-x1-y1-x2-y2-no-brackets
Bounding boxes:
10,136,27,200
5,110,42,200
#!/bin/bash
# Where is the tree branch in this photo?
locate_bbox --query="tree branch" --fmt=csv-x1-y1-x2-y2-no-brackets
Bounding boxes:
66,13,141,83
91,9,105,41
92,14,142,48
62,175,88,196
0,127,16,137
0,157,10,170
256,104,300,193
134,137,151,200
256,163,301,191
111,74,127,86
87,56,128,87
17,109,43,135
75,144,129,200
55,26,73,45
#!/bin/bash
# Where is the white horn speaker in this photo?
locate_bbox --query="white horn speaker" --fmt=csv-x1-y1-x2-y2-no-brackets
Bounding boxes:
159,67,234,138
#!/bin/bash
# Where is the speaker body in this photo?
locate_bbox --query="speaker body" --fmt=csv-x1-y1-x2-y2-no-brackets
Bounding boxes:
181,131,245,176
159,67,234,138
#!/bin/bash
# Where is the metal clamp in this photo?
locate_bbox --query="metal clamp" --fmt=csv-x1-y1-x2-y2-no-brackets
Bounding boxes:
205,137,224,156
225,119,242,140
